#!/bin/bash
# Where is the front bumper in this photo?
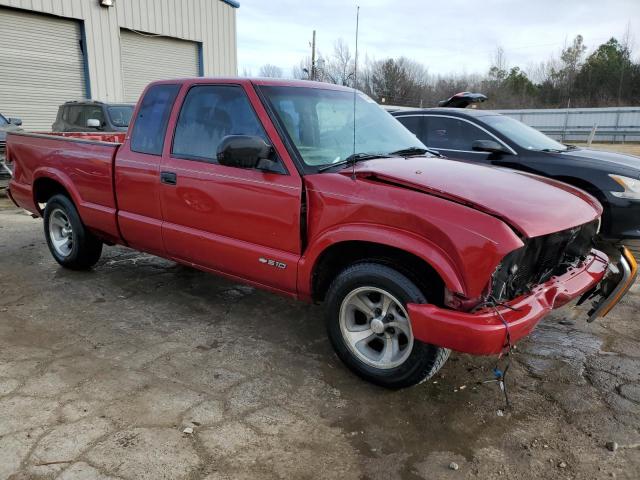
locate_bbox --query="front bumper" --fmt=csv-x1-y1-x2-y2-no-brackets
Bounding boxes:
407,251,610,355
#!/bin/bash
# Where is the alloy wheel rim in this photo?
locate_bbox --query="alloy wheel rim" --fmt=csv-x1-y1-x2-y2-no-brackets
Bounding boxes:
48,208,73,257
339,286,414,369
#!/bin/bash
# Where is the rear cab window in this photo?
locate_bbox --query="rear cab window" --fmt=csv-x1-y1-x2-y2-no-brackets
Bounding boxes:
130,84,180,155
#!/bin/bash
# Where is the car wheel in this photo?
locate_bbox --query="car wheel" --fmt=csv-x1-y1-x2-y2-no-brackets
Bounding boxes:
43,194,103,270
325,262,450,389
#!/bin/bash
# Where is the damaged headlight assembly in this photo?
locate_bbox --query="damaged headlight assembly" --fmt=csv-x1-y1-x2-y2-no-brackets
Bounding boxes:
609,174,640,200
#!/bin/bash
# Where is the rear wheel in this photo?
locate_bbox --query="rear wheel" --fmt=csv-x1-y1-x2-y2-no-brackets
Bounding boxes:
325,262,449,389
43,194,102,270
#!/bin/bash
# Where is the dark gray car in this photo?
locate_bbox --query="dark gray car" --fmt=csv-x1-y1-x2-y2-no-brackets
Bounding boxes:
1,113,22,179
52,101,134,132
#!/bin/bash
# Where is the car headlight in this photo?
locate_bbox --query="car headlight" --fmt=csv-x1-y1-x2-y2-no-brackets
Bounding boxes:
609,174,640,199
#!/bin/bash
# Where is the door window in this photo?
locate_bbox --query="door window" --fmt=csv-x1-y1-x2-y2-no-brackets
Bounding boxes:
424,116,493,151
396,116,425,143
130,84,180,155
172,85,270,165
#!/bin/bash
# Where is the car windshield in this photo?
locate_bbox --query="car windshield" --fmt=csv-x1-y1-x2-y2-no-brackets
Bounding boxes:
107,105,134,127
0,114,8,126
483,114,568,152
259,86,426,168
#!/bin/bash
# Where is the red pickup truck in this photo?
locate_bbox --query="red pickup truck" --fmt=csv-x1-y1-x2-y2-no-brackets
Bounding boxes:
6,78,635,388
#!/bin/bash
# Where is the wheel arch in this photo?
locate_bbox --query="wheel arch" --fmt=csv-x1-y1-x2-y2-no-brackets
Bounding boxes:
553,174,610,231
300,226,464,303
32,170,81,214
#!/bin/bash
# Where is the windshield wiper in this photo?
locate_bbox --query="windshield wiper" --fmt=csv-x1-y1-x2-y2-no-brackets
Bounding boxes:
389,146,443,157
317,153,391,172
540,148,565,153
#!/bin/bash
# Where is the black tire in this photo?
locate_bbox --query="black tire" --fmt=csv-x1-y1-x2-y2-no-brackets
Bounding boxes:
43,194,103,270
325,262,450,389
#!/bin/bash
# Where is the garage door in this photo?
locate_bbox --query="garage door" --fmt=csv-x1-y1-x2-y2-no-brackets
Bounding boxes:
120,30,200,103
0,8,86,131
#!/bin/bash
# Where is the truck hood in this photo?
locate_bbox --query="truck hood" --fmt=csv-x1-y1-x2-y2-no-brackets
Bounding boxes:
352,156,602,238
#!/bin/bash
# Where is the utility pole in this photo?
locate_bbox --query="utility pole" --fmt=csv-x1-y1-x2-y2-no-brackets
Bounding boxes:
311,30,316,81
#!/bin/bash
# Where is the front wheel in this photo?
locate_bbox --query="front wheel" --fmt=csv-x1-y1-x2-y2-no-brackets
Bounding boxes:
325,262,450,389
43,194,103,270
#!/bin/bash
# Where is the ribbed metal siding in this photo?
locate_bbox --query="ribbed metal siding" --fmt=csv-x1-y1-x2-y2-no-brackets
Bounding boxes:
497,107,640,142
120,30,200,103
0,7,86,130
0,0,237,103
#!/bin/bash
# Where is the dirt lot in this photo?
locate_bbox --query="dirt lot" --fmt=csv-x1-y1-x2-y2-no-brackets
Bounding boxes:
0,196,639,480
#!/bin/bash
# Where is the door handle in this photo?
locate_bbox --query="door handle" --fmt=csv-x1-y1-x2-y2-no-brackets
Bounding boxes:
160,171,177,185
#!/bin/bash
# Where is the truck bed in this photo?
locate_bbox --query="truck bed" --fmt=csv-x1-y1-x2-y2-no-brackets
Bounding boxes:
7,131,124,242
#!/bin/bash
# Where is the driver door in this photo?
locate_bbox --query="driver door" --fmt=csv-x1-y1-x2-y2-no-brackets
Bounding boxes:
159,83,302,294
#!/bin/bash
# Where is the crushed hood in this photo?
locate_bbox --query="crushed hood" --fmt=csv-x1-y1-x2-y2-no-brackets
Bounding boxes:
352,156,602,238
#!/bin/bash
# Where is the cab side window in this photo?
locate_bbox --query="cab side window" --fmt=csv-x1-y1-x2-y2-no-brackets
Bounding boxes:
130,84,180,155
172,85,271,165
425,117,493,151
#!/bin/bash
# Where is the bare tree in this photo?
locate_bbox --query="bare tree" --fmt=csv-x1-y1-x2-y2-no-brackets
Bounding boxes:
259,64,284,78
322,39,356,86
290,33,640,108
488,46,508,82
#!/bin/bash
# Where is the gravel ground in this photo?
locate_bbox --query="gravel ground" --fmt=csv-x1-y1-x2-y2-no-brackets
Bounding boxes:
0,197,639,480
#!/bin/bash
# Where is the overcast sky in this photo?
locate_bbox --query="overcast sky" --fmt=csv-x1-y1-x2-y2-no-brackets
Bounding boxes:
236,0,640,78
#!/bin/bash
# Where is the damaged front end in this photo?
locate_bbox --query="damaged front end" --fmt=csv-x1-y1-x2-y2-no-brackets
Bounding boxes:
489,219,636,321
490,220,599,303
580,246,637,322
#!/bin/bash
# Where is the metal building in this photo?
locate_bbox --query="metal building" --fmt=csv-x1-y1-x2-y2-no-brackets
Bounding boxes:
0,0,239,130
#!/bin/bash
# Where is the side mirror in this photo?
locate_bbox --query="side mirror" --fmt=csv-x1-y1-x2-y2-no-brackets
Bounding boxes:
217,135,273,169
472,139,509,154
86,118,101,129
8,117,22,126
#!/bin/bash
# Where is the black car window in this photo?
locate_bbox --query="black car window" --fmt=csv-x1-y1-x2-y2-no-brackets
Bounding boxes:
396,116,425,143
130,84,180,155
172,85,270,165
425,116,493,151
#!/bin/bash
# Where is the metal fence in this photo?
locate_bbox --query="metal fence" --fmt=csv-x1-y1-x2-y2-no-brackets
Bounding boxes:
495,107,640,143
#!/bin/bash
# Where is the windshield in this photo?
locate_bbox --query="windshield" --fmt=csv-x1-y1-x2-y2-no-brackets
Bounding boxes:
483,115,567,151
0,114,7,126
260,86,426,168
107,105,134,127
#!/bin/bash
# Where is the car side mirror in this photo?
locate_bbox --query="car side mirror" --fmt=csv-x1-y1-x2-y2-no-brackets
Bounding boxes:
8,117,22,126
472,139,509,154
217,135,273,170
86,118,101,129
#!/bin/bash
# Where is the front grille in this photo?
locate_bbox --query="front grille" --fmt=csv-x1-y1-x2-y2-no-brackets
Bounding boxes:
491,220,599,302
